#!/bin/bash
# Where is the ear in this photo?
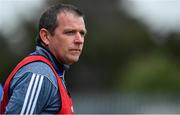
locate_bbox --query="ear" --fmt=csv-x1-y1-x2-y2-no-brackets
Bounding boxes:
39,28,50,45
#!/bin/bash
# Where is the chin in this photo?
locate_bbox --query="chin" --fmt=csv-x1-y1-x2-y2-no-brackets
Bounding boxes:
66,57,79,65
71,58,79,63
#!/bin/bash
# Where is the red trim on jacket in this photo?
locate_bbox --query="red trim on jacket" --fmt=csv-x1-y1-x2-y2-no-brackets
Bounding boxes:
0,55,74,114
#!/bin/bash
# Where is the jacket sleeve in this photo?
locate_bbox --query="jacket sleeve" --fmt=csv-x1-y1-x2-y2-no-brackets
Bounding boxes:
5,72,60,114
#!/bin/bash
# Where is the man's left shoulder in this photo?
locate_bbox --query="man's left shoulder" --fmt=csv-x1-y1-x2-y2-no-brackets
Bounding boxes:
15,61,58,88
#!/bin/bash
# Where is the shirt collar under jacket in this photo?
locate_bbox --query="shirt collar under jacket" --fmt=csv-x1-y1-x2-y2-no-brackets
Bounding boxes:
32,45,70,80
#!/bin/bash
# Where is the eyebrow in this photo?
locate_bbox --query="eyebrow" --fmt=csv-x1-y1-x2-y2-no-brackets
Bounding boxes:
64,27,87,33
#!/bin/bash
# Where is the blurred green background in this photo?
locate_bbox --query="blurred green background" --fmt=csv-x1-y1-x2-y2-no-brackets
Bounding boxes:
0,0,180,113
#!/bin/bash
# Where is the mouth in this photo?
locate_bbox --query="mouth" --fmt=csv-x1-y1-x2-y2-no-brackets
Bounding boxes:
69,48,81,51
69,49,81,54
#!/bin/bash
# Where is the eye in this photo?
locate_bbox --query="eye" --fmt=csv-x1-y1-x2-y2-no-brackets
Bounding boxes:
80,31,86,37
64,30,76,35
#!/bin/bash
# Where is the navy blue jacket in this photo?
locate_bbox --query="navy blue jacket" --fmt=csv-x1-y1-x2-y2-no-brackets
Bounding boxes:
5,45,69,114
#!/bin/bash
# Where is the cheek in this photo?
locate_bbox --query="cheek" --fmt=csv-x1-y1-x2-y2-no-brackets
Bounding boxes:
58,41,69,53
54,37,72,53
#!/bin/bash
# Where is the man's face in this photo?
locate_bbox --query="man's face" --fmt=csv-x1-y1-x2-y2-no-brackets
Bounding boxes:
48,12,86,65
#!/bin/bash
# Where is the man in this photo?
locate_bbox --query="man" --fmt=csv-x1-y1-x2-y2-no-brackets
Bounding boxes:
0,3,86,114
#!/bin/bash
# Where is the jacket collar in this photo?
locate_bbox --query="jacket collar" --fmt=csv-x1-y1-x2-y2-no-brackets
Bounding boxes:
32,44,70,77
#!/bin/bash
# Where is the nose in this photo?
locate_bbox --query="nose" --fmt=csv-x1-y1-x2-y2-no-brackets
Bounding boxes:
74,32,84,44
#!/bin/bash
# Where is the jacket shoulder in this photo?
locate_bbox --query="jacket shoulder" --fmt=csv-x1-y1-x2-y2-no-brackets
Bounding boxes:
13,61,58,89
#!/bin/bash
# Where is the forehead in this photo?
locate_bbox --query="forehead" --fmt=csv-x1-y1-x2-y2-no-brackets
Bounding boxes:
57,12,86,29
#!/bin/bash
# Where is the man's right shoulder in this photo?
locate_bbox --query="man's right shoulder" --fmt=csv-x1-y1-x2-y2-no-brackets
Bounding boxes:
12,61,58,88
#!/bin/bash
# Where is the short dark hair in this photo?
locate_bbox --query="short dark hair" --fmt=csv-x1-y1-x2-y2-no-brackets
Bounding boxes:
36,3,84,44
